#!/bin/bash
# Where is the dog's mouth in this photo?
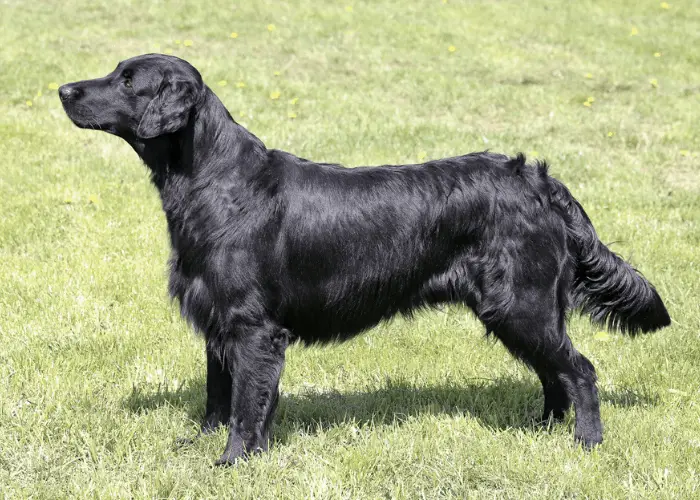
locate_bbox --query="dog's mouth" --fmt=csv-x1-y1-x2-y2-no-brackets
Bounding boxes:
61,102,108,131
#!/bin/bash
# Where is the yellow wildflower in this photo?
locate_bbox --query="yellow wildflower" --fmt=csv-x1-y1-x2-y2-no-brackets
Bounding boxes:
448,45,456,53
267,24,276,32
48,82,59,90
88,194,100,205
36,90,43,98
583,101,592,107
654,52,661,57
218,80,228,86
288,111,297,119
239,111,245,117
164,49,173,55
660,2,670,9
175,39,181,45
230,32,239,39
593,331,610,342
289,97,299,105
152,43,161,51
607,131,614,137
269,90,281,100
236,81,246,88
585,73,593,79
417,151,427,161
183,39,193,47
530,150,539,157
274,71,281,76
26,100,33,107
629,26,639,36
345,6,353,12
649,78,658,88
679,150,689,157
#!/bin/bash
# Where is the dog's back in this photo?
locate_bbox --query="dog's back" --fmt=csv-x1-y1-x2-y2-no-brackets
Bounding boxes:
271,151,568,342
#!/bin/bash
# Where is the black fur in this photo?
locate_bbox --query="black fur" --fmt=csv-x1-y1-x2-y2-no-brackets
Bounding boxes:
59,54,670,464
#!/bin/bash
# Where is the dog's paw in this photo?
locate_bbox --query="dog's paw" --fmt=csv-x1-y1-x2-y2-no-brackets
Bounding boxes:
574,431,603,450
214,451,247,467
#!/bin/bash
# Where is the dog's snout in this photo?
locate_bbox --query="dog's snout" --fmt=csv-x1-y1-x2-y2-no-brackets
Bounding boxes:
58,84,82,102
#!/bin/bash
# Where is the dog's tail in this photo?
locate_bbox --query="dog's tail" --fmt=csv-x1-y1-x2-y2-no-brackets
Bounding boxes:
549,178,670,334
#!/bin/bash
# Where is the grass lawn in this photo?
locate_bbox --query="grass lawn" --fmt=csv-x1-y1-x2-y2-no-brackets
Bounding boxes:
1,0,699,497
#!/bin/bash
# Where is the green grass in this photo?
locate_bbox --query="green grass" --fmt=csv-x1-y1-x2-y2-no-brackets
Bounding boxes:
1,0,699,497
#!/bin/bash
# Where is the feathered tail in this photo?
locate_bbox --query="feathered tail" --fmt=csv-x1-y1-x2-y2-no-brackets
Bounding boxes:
549,178,670,334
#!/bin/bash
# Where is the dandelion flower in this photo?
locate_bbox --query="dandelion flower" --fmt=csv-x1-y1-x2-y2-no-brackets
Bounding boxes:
583,101,592,107
218,80,228,86
267,24,276,32
649,78,658,88
587,96,595,103
287,111,297,119
448,45,456,53
36,90,43,98
48,82,59,90
239,111,245,117
269,90,281,100
26,100,33,107
289,97,299,105
345,5,353,12
88,194,100,205
274,71,281,76
660,2,670,9
629,26,639,36
417,151,427,161
593,331,610,342
164,49,173,55
236,81,246,88
230,32,239,39
607,131,614,137
530,150,539,157
679,150,689,157
175,39,181,45
584,73,593,79
183,39,193,47
654,52,661,57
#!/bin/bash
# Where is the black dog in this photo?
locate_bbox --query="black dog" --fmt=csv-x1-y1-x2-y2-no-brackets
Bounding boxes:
59,54,670,465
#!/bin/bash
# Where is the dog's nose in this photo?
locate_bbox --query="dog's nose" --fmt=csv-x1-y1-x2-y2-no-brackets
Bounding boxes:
58,84,82,102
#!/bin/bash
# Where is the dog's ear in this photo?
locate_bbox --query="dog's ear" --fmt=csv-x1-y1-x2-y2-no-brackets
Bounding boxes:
137,79,198,139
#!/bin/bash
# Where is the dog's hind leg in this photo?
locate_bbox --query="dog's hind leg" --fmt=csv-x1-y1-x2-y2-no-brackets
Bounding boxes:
535,369,571,423
485,285,602,448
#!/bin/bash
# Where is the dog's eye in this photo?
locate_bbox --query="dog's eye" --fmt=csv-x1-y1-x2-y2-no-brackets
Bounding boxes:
123,78,132,88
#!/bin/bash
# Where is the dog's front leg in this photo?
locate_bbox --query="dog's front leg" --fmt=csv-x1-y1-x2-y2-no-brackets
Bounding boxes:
201,344,233,433
215,323,288,466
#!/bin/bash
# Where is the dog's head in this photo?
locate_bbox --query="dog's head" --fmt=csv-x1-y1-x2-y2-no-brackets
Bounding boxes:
60,54,205,139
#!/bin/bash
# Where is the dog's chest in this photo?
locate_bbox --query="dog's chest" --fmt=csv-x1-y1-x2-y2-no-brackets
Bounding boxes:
166,240,261,336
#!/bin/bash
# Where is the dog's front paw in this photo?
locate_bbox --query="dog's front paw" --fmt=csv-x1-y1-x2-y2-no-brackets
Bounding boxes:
575,430,603,450
214,450,247,467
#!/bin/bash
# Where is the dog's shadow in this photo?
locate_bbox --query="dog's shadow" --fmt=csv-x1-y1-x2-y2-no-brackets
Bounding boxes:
124,376,659,444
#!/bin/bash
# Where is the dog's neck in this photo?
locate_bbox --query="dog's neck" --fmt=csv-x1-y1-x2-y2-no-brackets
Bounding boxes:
126,88,272,255
128,87,267,191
